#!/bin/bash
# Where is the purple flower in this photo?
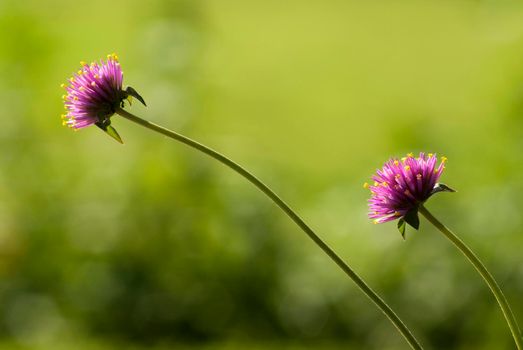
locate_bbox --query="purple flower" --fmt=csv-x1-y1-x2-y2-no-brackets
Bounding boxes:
61,53,145,142
365,153,452,231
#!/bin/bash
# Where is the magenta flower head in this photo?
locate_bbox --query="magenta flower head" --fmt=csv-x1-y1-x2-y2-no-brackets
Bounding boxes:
61,53,146,143
365,152,455,238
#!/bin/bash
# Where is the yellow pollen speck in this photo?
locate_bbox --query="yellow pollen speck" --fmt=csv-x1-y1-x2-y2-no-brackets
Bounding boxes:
407,152,414,157
94,74,99,79
79,86,85,91
441,156,447,163
69,77,75,82
60,83,67,88
428,153,433,157
382,182,388,187
62,95,67,100
80,61,87,66
373,220,379,225
73,97,78,101
374,181,379,186
404,165,410,171
363,182,369,189
77,70,83,75
62,120,67,126
394,211,401,216
393,160,399,166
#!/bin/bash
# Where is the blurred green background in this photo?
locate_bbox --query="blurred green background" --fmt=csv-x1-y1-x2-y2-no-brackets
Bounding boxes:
1,0,523,349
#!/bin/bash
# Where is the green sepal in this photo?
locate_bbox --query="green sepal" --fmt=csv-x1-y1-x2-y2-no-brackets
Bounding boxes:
397,218,406,240
430,183,456,196
125,86,146,106
404,208,420,230
104,125,123,144
95,120,123,144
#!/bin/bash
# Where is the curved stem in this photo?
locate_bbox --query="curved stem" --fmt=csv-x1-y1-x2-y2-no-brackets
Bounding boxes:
419,204,523,349
116,108,423,350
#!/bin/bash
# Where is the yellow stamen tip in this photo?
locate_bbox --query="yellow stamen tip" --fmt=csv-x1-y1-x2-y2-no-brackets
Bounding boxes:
404,165,410,171
80,61,87,66
363,182,369,189
428,153,433,157
77,70,83,75
407,152,414,157
441,156,447,163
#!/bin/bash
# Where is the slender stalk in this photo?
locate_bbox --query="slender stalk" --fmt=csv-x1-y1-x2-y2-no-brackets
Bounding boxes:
116,108,423,350
419,204,523,349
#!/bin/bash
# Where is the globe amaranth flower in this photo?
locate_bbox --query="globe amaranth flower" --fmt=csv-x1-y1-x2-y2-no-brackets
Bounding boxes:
61,53,145,143
365,153,454,236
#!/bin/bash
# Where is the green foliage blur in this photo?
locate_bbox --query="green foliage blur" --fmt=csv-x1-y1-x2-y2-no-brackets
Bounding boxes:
1,0,523,349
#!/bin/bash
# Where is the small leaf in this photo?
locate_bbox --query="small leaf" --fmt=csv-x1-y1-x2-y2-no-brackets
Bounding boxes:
104,125,124,144
430,183,456,196
404,208,420,230
125,86,146,106
95,120,124,144
397,218,406,240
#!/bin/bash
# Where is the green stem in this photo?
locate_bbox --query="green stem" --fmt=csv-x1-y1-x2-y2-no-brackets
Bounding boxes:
116,108,423,350
419,204,523,349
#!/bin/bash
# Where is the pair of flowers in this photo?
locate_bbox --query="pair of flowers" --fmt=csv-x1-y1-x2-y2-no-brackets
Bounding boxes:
62,54,448,229
61,55,522,349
